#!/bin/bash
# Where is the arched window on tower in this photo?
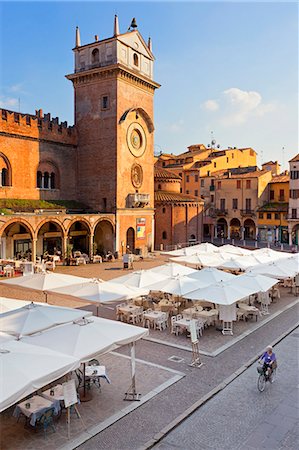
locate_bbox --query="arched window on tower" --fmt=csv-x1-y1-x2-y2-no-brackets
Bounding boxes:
2,168,8,186
0,154,11,187
37,171,42,188
50,172,55,189
133,53,139,67
92,48,99,64
44,172,49,189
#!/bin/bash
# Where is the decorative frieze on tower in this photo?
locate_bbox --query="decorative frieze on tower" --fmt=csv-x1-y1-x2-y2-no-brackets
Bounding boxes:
66,16,160,254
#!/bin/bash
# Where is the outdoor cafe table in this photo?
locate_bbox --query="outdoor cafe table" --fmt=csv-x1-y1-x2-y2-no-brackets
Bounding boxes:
85,365,111,385
174,317,194,336
237,303,260,321
143,310,165,328
13,395,57,426
183,306,203,317
118,304,142,322
41,384,64,410
196,309,219,326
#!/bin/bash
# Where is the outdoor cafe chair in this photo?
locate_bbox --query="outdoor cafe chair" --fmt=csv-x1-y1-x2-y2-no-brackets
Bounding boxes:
170,316,178,335
35,407,56,438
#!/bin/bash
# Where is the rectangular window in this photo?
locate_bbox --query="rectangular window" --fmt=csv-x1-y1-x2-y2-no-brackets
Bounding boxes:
217,181,221,189
279,189,285,201
207,171,210,176
211,195,214,203
237,180,241,189
226,157,229,163
180,188,182,193
246,198,251,211
275,213,279,220
270,190,274,200
232,198,238,210
186,175,189,182
186,190,189,194
101,95,109,110
246,180,251,189
195,175,199,182
259,213,263,219
267,213,271,220
292,209,297,219
214,162,216,168
220,198,226,210
201,179,204,187
195,190,198,196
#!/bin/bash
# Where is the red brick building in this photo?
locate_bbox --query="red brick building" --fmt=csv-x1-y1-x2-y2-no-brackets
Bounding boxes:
0,17,160,260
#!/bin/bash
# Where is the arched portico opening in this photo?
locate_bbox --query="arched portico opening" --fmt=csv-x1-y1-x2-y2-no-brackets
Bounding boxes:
244,219,256,240
291,224,299,245
1,221,33,260
126,227,135,253
93,220,114,256
217,218,228,239
230,218,241,240
68,220,91,254
36,221,64,258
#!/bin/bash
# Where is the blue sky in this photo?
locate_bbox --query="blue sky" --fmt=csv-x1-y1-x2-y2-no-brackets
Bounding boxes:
0,1,298,169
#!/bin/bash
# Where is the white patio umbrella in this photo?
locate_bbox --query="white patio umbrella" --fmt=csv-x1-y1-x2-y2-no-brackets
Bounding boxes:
0,302,92,338
186,267,236,285
252,248,291,261
0,297,32,314
217,244,252,256
246,260,297,279
234,273,279,293
161,242,218,257
183,279,253,305
112,269,168,288
0,339,79,412
146,275,201,297
49,279,145,310
171,253,231,268
0,272,90,302
149,262,197,277
218,254,262,271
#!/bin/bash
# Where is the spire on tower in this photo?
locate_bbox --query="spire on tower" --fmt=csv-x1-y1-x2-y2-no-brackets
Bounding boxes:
148,36,152,52
114,14,120,36
75,26,81,47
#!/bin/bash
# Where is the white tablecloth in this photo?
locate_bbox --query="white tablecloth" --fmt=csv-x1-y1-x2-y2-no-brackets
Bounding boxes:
14,395,55,426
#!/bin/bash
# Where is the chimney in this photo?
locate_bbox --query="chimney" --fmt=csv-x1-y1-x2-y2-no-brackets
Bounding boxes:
94,35,99,41
114,14,120,36
75,26,81,47
148,36,152,52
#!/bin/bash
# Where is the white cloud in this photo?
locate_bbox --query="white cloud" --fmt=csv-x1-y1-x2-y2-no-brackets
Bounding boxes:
9,83,24,93
168,119,184,133
0,96,19,109
201,87,276,127
202,99,219,111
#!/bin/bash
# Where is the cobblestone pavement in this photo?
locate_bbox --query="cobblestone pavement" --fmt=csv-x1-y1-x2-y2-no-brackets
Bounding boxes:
154,328,299,450
78,303,299,450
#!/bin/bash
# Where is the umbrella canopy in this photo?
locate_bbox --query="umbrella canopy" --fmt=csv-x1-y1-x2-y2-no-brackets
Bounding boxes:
183,279,253,305
146,275,201,296
234,273,279,293
0,340,79,412
161,242,218,257
252,248,292,261
0,297,32,314
49,279,145,304
149,262,197,277
187,267,236,285
218,254,262,271
171,253,231,268
217,244,252,256
0,272,90,292
0,302,92,338
246,260,298,279
112,269,168,288
22,316,149,364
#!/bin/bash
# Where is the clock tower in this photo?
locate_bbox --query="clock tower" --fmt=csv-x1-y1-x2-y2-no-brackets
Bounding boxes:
66,16,160,255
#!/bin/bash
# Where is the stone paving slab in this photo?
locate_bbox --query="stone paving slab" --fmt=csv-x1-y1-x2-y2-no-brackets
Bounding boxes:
0,352,184,450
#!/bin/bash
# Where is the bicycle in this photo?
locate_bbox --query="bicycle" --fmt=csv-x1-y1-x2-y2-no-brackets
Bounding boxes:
257,362,277,392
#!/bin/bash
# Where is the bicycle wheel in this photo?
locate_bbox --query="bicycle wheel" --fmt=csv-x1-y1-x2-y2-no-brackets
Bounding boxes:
257,374,266,392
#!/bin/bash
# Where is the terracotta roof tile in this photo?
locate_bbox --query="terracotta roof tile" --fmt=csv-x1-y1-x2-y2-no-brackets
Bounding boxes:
289,154,299,162
269,174,289,183
155,191,203,203
154,167,181,180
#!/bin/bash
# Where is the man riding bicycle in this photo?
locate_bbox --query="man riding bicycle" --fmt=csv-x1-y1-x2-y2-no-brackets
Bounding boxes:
258,345,277,378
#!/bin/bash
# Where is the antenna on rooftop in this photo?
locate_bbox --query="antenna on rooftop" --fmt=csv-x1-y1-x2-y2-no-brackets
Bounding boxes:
282,146,285,169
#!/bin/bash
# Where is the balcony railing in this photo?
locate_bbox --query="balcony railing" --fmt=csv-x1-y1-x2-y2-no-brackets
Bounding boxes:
287,214,298,220
240,209,255,217
127,193,150,208
215,209,228,216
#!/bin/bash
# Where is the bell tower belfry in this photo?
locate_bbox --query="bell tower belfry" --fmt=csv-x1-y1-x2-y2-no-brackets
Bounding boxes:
66,16,160,255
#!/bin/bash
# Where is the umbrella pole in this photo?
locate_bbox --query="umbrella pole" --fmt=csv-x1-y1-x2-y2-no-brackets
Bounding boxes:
79,362,92,402
97,304,99,317
124,342,140,401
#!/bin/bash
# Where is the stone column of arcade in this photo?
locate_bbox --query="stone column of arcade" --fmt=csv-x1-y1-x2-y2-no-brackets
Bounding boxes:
32,238,37,263
89,233,94,259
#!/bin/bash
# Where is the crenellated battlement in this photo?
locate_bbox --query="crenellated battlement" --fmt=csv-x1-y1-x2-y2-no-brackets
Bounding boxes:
0,108,77,145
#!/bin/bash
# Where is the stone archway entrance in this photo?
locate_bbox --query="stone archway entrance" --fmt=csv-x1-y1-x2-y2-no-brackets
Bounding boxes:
216,218,228,238
1,221,33,260
94,220,114,256
36,221,64,258
291,224,299,245
126,227,135,253
244,219,256,240
68,221,90,254
230,218,241,240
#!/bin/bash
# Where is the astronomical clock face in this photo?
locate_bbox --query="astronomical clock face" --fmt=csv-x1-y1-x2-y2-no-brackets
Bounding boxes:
127,122,146,157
